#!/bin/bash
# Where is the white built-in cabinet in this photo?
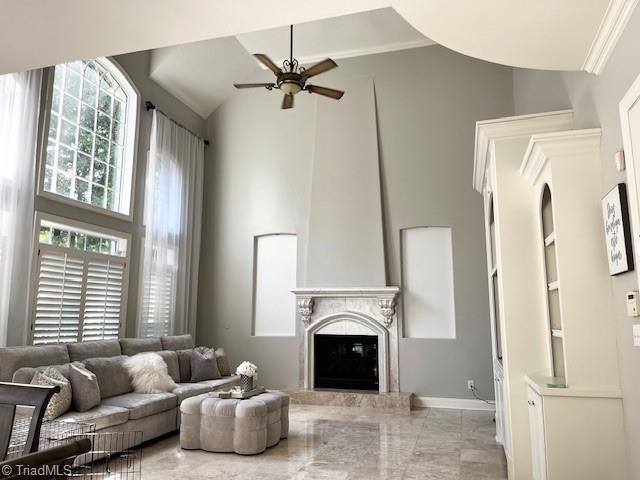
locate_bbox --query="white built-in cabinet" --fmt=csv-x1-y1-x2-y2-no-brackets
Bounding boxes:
475,110,574,479
520,129,628,480
474,113,628,479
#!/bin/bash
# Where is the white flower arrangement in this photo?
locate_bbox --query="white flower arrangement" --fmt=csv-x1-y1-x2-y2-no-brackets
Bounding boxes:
236,361,258,378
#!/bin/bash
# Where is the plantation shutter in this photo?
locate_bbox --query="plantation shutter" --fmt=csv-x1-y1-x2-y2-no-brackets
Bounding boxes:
33,250,84,344
82,259,125,341
141,268,173,337
32,247,126,345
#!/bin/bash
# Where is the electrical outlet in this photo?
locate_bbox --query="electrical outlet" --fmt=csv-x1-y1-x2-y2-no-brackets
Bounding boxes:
467,380,475,390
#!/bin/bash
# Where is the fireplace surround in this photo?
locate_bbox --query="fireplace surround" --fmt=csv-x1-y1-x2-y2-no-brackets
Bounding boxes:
292,287,400,393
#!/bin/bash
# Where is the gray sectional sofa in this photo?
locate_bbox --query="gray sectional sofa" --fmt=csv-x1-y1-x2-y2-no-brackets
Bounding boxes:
0,335,239,447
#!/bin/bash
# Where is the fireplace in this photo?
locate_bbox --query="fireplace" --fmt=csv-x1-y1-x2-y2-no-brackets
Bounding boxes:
293,287,400,393
314,334,379,390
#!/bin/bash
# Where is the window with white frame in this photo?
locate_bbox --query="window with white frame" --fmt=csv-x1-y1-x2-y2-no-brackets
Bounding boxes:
31,215,129,344
41,59,137,217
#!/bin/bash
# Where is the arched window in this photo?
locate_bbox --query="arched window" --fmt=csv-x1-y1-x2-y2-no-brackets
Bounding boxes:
41,58,138,217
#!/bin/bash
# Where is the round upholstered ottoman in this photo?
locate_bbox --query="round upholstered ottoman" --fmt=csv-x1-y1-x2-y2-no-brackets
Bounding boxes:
180,390,289,455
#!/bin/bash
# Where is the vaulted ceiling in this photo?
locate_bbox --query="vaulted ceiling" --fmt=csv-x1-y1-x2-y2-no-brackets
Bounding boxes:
1,1,636,105
148,8,434,118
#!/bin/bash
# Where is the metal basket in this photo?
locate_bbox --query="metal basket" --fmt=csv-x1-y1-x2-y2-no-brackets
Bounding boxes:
70,431,143,479
7,417,95,461
240,374,254,392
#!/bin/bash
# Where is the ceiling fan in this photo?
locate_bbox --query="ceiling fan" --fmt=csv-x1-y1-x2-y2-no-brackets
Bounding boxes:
234,25,344,109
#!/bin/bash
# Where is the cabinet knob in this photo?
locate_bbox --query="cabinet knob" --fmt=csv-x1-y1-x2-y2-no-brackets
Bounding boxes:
528,400,535,406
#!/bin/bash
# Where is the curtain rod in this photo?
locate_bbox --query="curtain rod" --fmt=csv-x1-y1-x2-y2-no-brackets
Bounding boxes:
145,101,210,146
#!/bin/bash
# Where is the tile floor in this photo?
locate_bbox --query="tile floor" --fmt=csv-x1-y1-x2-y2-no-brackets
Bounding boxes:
143,405,507,479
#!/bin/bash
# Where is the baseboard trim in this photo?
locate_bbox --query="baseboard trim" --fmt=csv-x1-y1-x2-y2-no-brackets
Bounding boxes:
413,396,496,411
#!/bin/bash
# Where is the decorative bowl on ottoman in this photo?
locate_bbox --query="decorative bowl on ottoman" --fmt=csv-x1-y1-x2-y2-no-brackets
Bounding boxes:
179,390,289,455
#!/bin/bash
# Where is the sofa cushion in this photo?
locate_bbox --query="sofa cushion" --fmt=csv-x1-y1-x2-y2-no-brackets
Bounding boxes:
196,375,241,391
172,383,212,403
176,349,192,383
69,363,101,412
154,350,180,383
12,362,81,384
0,345,70,382
67,340,121,362
119,338,162,356
58,404,129,430
84,356,132,399
161,334,194,351
102,392,177,420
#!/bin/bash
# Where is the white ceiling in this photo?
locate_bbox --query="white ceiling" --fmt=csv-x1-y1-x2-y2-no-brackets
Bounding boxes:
0,1,636,77
149,37,259,119
236,8,434,68
149,8,434,118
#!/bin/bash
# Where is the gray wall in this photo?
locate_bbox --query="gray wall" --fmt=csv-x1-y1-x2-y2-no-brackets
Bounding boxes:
306,77,386,287
19,50,205,344
512,7,640,477
197,45,514,399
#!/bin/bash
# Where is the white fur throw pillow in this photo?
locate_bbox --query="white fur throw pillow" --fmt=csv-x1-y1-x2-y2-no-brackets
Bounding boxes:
124,353,178,393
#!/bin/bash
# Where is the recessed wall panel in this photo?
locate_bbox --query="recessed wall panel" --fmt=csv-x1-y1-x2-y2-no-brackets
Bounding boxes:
253,234,297,336
402,227,456,339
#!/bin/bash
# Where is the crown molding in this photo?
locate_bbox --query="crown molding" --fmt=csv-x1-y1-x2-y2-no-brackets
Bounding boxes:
255,38,436,70
472,110,574,192
520,128,602,184
582,0,639,74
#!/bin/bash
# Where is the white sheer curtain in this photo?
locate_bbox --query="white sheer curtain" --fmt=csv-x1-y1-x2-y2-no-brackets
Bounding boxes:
0,70,42,346
138,110,204,338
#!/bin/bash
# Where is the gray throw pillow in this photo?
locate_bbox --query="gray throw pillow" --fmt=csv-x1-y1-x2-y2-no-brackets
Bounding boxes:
31,367,72,419
190,347,221,382
83,356,132,399
176,349,193,383
214,348,231,377
68,363,101,412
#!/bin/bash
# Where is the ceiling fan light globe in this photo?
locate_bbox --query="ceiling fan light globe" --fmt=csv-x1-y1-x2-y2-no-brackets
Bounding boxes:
280,82,302,95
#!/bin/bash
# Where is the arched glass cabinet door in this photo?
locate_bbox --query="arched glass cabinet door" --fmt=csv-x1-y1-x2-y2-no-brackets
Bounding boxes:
488,195,503,362
541,185,565,380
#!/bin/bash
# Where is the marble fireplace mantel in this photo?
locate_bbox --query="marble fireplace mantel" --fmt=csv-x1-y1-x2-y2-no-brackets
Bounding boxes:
292,287,400,327
292,287,401,393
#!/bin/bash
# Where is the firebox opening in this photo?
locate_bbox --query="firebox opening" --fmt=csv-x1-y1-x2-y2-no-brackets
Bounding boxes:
314,334,379,391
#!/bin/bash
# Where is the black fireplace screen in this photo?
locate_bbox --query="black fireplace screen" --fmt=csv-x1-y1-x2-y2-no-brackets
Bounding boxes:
314,334,378,391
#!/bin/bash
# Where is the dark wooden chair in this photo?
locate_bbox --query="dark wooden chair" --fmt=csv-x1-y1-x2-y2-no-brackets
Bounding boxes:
0,382,60,461
0,382,91,479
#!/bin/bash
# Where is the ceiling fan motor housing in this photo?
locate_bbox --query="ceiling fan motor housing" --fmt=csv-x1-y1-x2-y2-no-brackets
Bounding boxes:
278,72,304,95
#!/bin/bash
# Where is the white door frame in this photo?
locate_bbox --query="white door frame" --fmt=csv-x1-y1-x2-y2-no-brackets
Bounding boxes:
619,73,640,288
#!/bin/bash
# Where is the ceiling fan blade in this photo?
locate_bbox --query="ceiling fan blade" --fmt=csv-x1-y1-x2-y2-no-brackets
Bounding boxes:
282,94,294,109
302,58,337,78
233,83,275,89
254,54,283,75
306,85,344,100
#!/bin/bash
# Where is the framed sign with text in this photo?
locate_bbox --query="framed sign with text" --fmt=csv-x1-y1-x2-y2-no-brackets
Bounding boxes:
602,183,634,275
